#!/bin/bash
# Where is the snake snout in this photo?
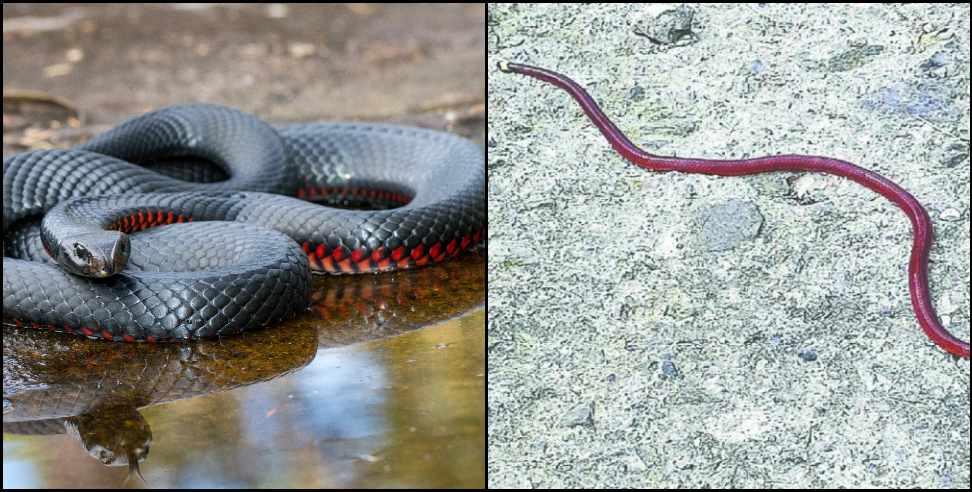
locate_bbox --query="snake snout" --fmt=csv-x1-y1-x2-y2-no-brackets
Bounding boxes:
57,231,130,278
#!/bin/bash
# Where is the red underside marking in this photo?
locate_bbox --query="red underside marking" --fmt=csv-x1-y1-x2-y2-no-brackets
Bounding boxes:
110,209,192,233
332,247,346,261
9,318,200,344
301,226,485,273
113,208,479,278
370,247,384,262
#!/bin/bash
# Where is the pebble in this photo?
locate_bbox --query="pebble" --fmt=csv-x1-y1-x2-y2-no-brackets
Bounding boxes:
561,402,595,428
939,208,962,222
698,200,764,252
798,349,818,362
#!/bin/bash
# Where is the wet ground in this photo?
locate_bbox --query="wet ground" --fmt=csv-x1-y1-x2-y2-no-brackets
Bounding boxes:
3,3,485,488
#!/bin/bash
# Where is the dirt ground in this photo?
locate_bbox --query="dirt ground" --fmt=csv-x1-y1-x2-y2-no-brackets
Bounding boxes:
3,3,484,151
489,3,969,489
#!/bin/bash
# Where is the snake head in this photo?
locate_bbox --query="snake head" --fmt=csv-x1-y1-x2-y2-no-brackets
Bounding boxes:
55,231,130,278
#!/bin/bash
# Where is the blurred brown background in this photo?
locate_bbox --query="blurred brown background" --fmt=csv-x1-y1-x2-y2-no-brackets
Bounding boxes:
3,3,485,152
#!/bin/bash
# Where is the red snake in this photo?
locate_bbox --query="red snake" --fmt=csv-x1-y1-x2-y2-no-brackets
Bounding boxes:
500,61,969,359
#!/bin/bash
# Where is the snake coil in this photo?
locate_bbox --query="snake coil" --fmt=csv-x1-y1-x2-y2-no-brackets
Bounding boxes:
3,104,485,341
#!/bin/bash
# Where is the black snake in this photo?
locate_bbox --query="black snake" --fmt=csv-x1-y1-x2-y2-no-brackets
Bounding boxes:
2,104,486,341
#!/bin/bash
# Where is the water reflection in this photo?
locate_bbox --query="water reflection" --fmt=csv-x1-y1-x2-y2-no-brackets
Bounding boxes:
306,249,486,348
3,322,319,483
3,251,484,487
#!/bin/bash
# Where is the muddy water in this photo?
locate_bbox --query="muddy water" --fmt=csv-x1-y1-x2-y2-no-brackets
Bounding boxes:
3,252,485,488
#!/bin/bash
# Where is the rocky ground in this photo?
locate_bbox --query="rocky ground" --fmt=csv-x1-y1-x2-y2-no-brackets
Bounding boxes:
488,3,969,488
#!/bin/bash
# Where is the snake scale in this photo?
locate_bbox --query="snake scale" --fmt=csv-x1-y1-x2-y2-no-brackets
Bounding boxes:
3,104,486,341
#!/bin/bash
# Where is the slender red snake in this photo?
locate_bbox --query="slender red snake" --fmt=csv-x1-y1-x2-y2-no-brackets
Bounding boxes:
499,61,969,359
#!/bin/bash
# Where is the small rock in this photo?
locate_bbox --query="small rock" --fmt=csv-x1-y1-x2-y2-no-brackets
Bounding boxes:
750,60,766,75
942,143,969,168
798,349,818,362
790,174,832,199
936,293,958,315
698,200,764,252
628,85,646,102
861,84,954,121
621,452,649,472
66,48,84,63
561,402,595,428
660,359,680,379
827,44,884,72
920,51,948,71
939,208,962,222
288,42,316,59
633,5,698,47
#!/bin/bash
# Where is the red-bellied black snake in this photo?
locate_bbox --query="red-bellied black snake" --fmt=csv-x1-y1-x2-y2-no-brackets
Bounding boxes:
3,105,485,341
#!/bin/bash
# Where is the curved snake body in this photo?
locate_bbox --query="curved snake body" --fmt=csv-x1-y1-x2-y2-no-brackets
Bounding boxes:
2,104,486,341
500,61,968,359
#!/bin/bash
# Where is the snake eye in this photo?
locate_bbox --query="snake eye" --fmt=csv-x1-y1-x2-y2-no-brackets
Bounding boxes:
74,243,90,260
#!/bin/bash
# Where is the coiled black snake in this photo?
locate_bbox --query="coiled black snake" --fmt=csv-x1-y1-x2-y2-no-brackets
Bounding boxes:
2,104,486,341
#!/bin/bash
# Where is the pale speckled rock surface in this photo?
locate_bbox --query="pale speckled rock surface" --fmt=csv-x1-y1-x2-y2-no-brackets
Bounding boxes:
488,3,970,489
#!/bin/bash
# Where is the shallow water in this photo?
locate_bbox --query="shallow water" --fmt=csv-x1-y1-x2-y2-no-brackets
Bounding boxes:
3,252,485,488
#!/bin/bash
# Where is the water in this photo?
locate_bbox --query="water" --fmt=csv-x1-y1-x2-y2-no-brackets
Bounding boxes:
3,253,485,488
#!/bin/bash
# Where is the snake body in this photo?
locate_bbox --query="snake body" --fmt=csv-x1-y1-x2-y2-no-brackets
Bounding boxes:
3,104,485,341
500,61,969,359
